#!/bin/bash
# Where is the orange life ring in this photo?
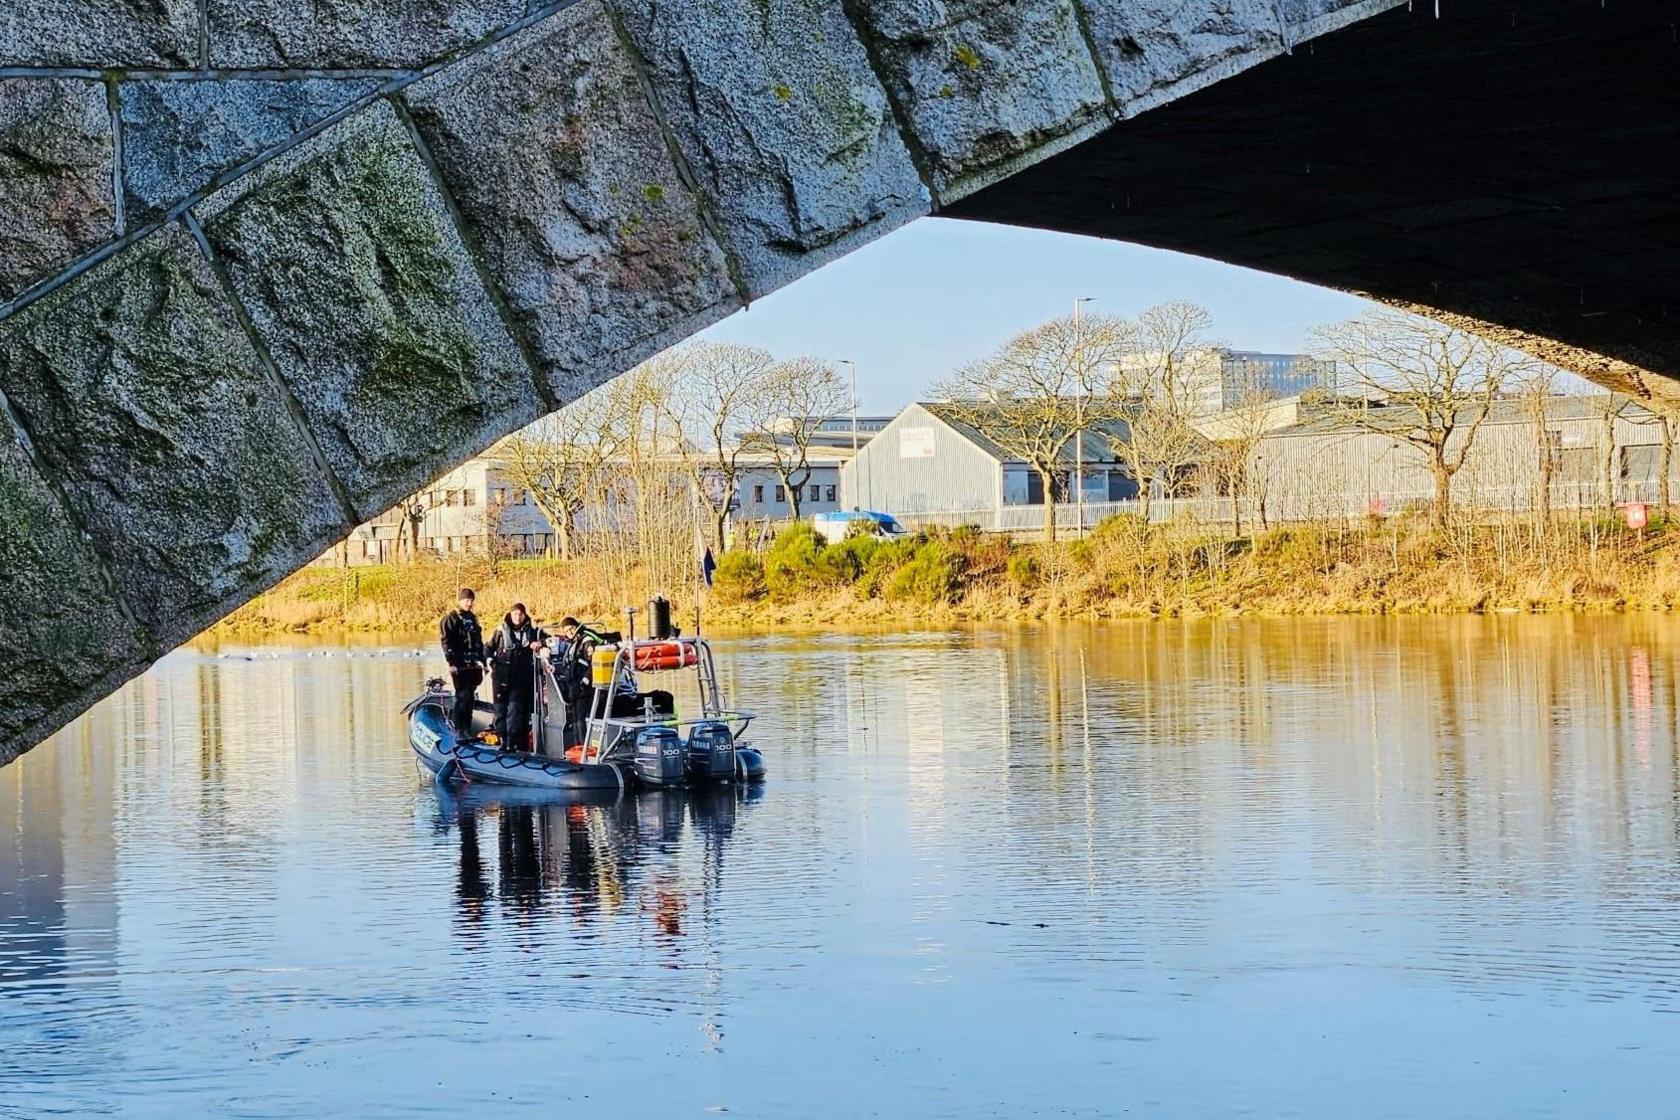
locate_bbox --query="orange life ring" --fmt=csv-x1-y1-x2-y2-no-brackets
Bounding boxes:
632,642,697,670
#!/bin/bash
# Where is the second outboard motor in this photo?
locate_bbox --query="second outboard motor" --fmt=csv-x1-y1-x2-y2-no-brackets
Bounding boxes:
649,596,674,640
633,725,685,786
686,720,737,784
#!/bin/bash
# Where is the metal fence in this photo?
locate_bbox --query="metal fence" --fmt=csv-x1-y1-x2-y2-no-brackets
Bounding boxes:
895,498,1238,536
892,483,1670,538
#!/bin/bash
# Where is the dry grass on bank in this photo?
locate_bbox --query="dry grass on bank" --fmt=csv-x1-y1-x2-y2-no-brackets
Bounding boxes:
215,513,1680,637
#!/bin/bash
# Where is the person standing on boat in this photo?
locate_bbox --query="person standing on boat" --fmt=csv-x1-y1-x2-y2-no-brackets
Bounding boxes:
487,603,548,750
439,588,485,737
554,616,597,748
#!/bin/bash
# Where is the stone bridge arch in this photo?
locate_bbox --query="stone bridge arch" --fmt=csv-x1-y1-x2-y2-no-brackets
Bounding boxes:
2,0,1675,760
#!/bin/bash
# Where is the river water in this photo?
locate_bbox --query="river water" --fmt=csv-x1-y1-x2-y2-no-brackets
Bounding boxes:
4,617,1679,1117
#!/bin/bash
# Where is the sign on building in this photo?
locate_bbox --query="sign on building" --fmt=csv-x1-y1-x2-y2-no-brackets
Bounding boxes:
899,427,936,459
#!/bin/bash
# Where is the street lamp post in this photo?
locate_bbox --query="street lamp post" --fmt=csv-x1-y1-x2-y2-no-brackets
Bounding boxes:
1074,297,1096,537
840,359,859,508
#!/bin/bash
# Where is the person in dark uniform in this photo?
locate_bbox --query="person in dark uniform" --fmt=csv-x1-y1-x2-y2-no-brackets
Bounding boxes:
439,588,485,737
554,617,605,748
487,603,548,750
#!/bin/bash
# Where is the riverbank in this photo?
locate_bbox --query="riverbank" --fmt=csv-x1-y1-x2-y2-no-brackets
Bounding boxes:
212,514,1680,636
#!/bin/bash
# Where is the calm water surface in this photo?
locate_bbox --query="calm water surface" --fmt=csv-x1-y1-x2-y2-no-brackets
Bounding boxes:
4,617,1680,1117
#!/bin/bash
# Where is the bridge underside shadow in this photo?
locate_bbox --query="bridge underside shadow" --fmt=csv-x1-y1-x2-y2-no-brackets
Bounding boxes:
951,0,1680,400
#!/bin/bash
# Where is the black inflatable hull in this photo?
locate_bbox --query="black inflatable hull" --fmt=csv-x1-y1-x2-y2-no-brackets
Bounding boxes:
735,746,767,783
407,697,765,790
409,702,627,790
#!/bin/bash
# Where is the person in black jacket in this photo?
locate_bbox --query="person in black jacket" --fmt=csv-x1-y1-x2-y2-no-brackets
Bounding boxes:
553,616,597,748
439,588,485,736
487,603,548,750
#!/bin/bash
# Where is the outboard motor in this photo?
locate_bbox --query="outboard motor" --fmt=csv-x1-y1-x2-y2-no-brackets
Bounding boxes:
686,720,737,784
633,725,686,786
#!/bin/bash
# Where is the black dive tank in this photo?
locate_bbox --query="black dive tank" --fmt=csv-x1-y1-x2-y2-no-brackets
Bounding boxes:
685,720,737,784
650,596,674,639
633,725,685,786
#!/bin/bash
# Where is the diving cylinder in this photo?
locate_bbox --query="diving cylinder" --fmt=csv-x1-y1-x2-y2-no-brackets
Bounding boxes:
650,596,673,640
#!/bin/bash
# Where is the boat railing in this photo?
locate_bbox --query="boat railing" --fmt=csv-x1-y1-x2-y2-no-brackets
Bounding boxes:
595,708,755,734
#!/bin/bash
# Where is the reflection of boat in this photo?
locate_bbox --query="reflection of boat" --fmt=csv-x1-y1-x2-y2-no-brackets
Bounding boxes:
405,627,765,791
436,783,764,935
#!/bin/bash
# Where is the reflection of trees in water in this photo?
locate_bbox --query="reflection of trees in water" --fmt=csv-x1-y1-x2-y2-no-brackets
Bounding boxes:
825,620,1680,934
987,617,1680,898
442,787,757,944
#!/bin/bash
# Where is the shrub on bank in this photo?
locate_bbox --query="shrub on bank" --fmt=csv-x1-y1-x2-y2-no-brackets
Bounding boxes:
1007,550,1041,590
858,536,921,597
885,539,966,605
763,522,825,602
713,551,766,602
818,532,881,584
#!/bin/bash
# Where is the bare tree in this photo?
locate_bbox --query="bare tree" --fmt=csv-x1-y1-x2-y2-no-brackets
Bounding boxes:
741,357,849,521
1655,409,1679,517
1517,367,1560,530
1583,392,1637,511
599,357,692,594
1198,382,1279,534
497,388,619,560
475,488,518,580
1109,302,1218,522
1313,309,1535,529
402,498,426,562
931,312,1133,540
659,342,778,552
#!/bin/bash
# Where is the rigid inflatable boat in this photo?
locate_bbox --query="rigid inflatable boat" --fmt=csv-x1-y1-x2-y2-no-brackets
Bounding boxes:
405,616,763,791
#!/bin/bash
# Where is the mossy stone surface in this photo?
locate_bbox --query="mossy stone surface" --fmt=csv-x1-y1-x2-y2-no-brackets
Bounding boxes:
0,224,348,648
1079,0,1284,114
0,0,197,67
197,104,540,519
404,1,738,404
607,0,926,295
120,77,384,217
847,0,1109,198
206,0,524,68
0,421,152,757
0,78,115,303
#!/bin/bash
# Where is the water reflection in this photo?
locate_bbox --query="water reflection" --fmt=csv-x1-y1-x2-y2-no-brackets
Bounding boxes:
3,620,1680,1116
436,786,760,945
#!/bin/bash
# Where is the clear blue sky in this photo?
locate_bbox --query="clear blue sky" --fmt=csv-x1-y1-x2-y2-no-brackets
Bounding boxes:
698,217,1375,413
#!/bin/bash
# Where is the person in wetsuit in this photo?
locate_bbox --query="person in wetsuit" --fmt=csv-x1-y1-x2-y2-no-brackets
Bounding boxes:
439,588,485,736
487,603,548,750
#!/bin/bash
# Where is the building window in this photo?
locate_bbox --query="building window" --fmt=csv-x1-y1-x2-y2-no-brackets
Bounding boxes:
1622,444,1661,484
463,490,476,507
826,485,836,502
775,485,785,502
1558,447,1594,485
753,484,764,503
444,490,457,508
